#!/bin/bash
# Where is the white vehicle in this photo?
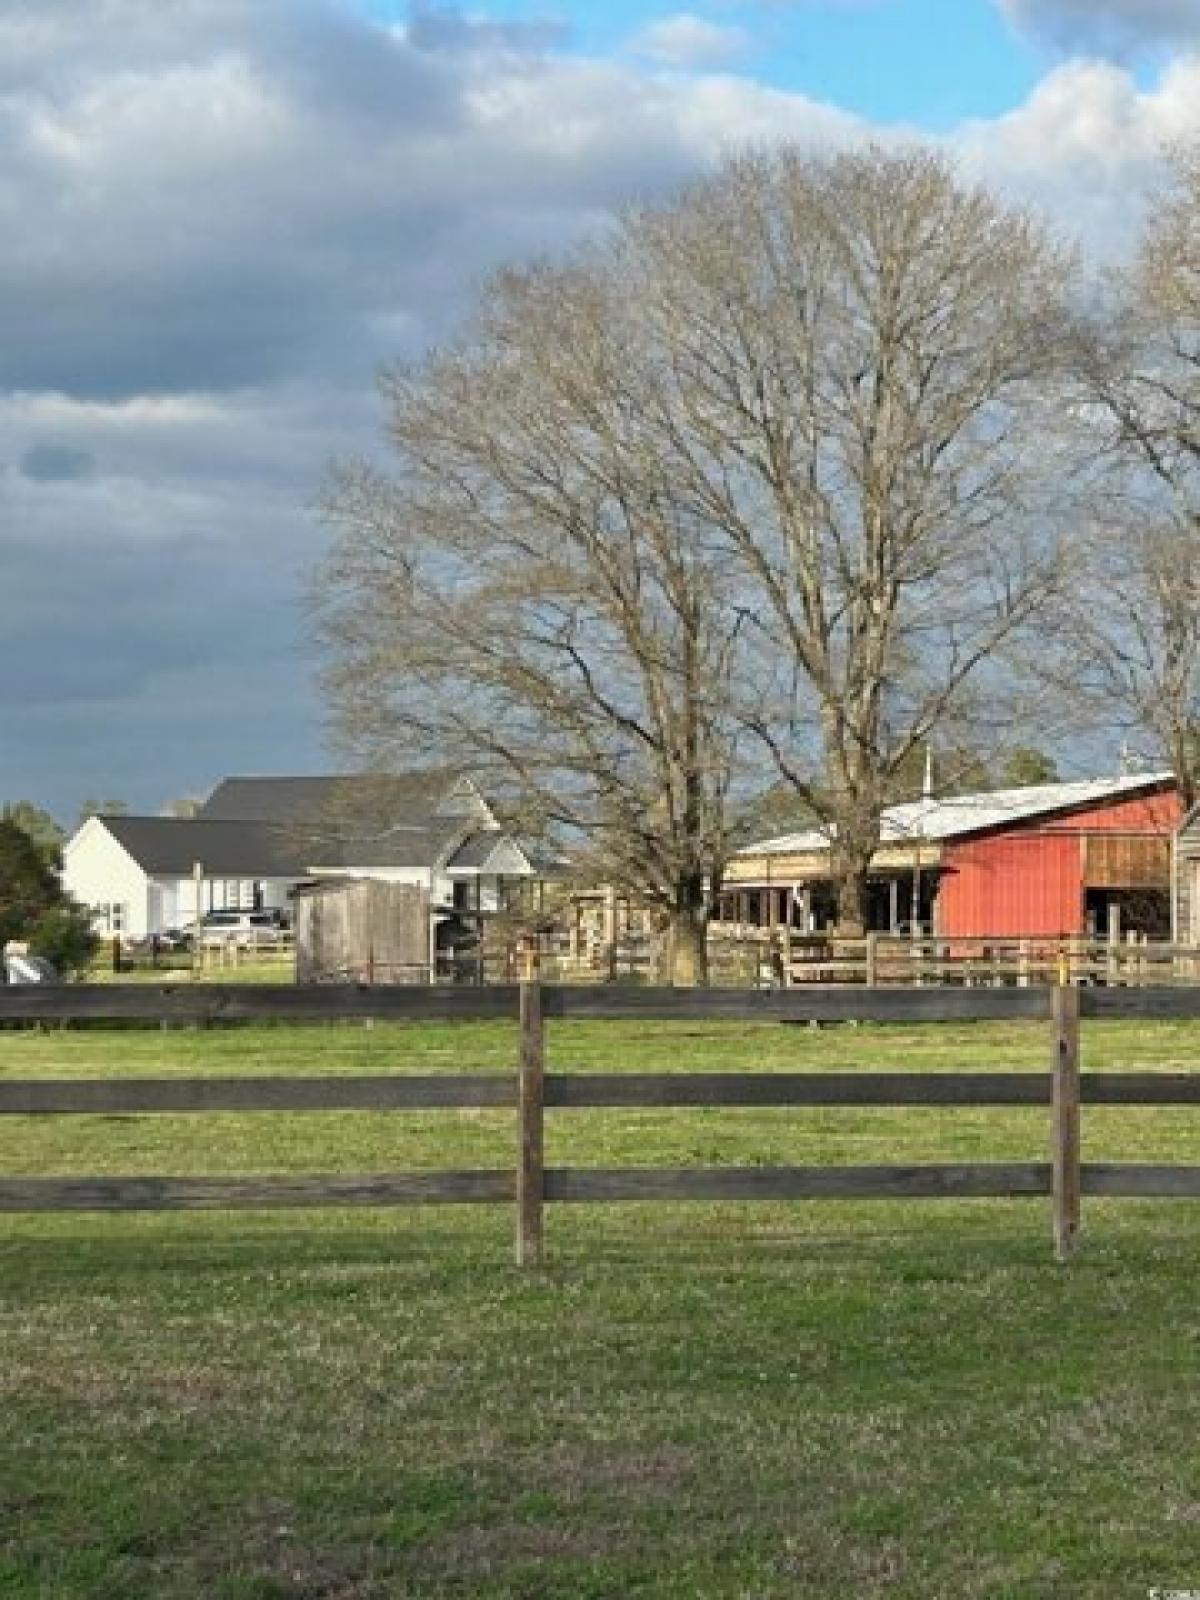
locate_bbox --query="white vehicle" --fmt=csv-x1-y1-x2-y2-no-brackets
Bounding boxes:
2,952,58,985
198,911,288,949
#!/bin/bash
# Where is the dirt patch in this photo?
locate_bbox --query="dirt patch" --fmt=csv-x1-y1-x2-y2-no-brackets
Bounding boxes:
153,1503,396,1600
537,1440,698,1500
417,1518,619,1581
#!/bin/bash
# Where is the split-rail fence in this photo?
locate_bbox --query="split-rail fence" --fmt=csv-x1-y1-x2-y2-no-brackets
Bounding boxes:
1,979,1199,1263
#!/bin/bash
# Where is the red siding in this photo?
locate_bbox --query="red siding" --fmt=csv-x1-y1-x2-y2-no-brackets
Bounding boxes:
1038,791,1180,835
939,834,1081,938
935,787,1180,938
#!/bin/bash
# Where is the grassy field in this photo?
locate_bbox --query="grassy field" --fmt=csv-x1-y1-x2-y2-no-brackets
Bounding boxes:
86,956,297,986
2,1015,1198,1598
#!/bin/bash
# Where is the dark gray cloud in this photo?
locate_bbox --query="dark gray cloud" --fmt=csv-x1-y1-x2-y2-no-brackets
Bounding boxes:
998,0,1200,55
19,444,95,482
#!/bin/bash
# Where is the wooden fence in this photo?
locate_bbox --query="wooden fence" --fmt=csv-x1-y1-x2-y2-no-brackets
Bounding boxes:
704,930,1200,988
1,981,1199,1263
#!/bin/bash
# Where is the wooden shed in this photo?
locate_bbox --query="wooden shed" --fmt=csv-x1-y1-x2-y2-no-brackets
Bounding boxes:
294,879,430,984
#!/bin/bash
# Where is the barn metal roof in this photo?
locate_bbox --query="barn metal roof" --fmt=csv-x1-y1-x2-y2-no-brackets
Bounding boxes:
737,772,1175,858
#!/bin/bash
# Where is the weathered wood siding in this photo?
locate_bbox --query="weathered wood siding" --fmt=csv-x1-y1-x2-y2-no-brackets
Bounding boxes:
1082,833,1172,889
294,879,429,983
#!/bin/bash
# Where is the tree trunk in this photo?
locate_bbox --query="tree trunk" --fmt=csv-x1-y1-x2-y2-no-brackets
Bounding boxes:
666,896,709,987
832,843,875,936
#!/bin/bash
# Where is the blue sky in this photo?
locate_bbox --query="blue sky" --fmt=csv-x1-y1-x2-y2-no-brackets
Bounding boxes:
2,0,1199,821
366,0,1167,125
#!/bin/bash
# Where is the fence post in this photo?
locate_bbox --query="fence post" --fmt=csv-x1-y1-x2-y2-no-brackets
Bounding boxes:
864,932,878,988
516,943,545,1268
1051,983,1081,1262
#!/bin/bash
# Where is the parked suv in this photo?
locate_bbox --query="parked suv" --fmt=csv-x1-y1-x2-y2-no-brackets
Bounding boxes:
198,911,287,949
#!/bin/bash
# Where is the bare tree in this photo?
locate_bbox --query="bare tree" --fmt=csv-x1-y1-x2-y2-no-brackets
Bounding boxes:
621,147,1075,927
317,261,744,984
1064,145,1200,809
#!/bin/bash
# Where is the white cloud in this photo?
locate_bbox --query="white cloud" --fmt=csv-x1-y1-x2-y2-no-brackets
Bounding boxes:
631,13,751,69
956,54,1200,252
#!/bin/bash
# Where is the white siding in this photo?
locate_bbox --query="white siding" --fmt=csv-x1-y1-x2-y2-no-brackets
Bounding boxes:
153,875,301,929
446,840,535,912
61,820,151,940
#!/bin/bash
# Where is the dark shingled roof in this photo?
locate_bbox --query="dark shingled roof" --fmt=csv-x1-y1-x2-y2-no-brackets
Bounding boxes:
100,816,516,877
101,817,316,877
307,820,480,871
102,776,523,878
198,773,469,829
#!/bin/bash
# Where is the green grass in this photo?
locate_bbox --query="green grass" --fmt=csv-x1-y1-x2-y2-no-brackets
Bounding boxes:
85,957,295,986
1,1017,1199,1598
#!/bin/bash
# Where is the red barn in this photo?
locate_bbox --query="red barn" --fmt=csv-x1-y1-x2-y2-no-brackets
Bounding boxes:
934,781,1179,939
723,773,1181,940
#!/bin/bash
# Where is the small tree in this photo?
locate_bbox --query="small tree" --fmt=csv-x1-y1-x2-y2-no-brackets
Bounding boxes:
0,818,96,975
27,904,98,977
0,802,65,869
76,797,128,830
996,747,1059,789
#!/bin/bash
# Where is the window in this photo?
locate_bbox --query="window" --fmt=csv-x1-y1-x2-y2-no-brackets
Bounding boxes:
92,902,126,934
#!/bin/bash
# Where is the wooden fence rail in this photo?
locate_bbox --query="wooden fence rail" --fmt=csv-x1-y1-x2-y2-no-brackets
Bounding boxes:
13,981,1200,1025
2,979,1199,1261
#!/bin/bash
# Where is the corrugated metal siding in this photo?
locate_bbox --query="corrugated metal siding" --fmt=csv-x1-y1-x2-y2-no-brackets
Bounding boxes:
939,834,1082,938
1039,791,1180,834
939,790,1179,937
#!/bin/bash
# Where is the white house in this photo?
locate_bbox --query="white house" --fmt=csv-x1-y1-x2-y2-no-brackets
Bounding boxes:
62,772,541,941
62,816,311,941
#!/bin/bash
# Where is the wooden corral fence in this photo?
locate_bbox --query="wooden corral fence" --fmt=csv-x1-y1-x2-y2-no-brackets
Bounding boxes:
1,980,1199,1263
705,929,1200,988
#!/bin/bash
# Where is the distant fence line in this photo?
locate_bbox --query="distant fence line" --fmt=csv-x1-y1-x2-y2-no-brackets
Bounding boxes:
701,931,1200,989
94,929,1200,988
1,981,1199,1262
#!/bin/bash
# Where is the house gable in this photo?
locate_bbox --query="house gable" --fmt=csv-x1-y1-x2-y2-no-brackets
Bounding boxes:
61,816,151,940
445,835,533,876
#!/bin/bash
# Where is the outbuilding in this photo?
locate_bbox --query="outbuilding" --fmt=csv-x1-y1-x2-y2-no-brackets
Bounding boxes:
723,773,1181,941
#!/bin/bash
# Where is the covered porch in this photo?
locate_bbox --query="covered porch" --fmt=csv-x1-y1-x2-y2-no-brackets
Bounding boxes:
716,841,943,936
